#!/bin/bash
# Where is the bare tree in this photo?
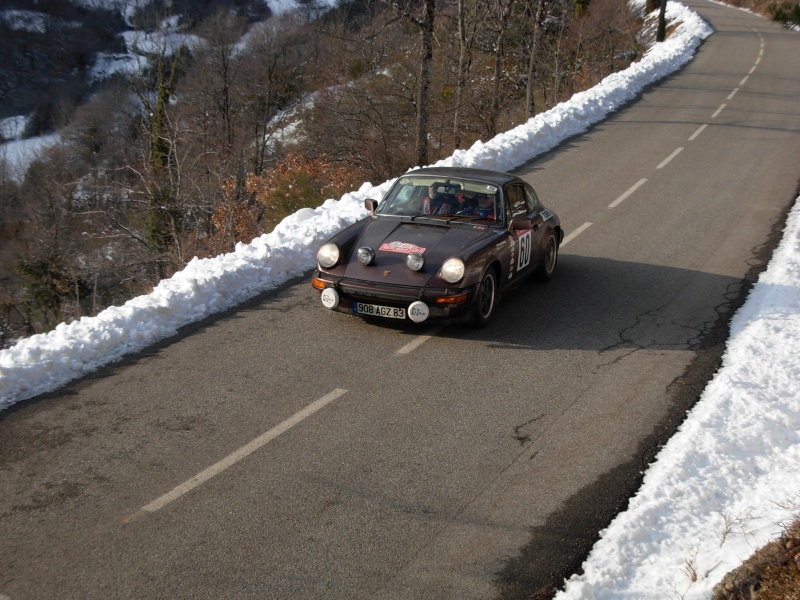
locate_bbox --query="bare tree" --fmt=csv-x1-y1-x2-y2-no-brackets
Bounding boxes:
525,0,546,119
388,0,438,166
486,0,515,137
415,0,438,166
657,0,667,42
301,69,417,180
237,16,317,174
192,9,249,152
453,0,485,147
548,0,571,105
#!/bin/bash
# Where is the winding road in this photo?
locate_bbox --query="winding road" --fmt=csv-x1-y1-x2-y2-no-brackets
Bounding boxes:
1,2,799,598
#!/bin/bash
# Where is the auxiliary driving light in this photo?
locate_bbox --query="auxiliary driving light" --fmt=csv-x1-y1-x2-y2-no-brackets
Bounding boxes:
357,247,375,265
406,252,425,271
408,301,430,323
321,287,339,309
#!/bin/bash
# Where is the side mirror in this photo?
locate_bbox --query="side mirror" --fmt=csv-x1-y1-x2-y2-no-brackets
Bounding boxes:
512,218,532,231
365,199,378,216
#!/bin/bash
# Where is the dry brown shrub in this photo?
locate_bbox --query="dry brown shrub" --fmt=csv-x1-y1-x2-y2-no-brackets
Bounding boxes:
208,151,365,252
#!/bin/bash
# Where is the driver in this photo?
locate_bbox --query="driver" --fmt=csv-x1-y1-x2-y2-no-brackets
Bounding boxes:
452,191,477,214
473,193,496,219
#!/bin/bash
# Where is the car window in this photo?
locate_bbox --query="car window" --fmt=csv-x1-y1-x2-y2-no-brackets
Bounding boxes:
524,185,540,212
378,175,504,225
506,185,527,219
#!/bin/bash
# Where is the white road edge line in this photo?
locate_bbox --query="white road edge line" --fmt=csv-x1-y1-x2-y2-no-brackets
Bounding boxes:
657,147,684,169
396,326,444,355
712,104,726,118
131,389,348,518
608,179,648,209
689,124,707,141
561,222,593,247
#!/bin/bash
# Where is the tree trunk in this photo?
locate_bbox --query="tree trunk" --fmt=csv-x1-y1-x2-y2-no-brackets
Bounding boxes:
487,0,514,138
453,0,478,149
525,0,545,120
415,0,437,166
657,0,668,42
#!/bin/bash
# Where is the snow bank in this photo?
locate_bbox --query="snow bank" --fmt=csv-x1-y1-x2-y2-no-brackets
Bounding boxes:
554,195,800,599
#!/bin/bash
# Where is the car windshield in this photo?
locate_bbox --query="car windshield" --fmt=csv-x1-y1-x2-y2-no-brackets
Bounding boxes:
377,175,504,224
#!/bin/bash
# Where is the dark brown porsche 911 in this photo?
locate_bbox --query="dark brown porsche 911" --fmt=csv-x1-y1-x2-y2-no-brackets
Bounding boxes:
311,167,563,326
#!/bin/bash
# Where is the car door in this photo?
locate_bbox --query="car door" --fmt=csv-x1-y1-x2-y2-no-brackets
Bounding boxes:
503,183,537,282
523,183,552,272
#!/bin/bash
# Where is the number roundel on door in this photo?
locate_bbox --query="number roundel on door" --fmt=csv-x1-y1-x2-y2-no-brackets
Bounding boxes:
517,230,532,270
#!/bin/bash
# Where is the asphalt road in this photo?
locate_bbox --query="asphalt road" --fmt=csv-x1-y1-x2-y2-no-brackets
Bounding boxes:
1,2,799,599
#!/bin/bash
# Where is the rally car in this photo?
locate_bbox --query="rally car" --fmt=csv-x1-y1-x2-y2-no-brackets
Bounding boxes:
311,167,562,325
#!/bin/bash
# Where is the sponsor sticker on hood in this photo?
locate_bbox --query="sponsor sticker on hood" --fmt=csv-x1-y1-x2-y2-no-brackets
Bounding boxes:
379,241,427,254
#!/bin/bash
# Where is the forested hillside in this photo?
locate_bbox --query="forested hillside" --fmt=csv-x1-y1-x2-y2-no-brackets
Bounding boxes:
0,0,794,347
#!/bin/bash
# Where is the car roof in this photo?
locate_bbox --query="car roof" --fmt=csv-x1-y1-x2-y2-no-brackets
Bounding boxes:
402,167,524,188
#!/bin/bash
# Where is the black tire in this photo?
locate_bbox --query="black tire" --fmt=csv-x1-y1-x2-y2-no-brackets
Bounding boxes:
535,233,558,282
473,268,498,327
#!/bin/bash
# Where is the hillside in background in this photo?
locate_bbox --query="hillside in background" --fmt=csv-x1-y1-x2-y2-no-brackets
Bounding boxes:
0,0,272,137
0,1,124,129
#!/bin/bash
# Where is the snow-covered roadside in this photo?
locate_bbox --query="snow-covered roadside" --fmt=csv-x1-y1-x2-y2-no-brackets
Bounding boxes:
0,1,712,408
2,2,799,597
553,195,800,599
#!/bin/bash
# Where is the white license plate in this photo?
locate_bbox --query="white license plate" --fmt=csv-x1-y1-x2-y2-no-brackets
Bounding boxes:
354,302,406,319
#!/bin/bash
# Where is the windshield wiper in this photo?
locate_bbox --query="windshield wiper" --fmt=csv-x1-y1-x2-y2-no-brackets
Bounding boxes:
407,214,447,224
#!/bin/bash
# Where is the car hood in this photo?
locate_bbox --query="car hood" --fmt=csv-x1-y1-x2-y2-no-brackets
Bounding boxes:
343,218,496,286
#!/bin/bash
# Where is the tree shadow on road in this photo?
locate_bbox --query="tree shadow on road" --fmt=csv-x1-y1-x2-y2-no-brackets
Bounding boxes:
440,253,752,353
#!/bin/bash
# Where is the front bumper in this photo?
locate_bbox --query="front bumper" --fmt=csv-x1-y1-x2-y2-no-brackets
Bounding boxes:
311,271,476,323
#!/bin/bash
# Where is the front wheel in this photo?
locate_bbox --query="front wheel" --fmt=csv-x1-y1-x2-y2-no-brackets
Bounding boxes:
473,268,497,327
535,233,558,282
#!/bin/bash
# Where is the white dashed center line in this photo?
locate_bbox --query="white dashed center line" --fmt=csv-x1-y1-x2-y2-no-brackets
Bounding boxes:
712,104,726,118
396,326,444,355
561,222,593,247
657,147,684,169
608,178,648,209
128,388,348,519
689,124,707,141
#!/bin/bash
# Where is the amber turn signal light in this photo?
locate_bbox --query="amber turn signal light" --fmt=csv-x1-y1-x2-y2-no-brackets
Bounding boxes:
434,292,469,304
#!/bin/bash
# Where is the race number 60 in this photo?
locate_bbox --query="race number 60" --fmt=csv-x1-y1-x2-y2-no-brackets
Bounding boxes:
517,230,532,270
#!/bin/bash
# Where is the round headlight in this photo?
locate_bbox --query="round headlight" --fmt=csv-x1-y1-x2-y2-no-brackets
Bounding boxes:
441,258,465,284
357,247,375,265
406,252,425,271
317,243,340,269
